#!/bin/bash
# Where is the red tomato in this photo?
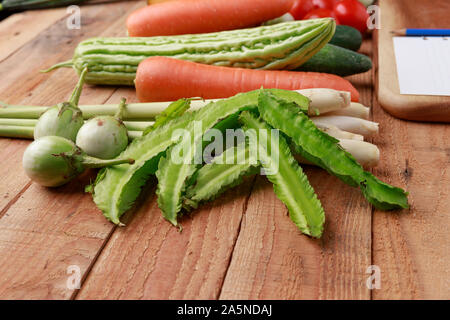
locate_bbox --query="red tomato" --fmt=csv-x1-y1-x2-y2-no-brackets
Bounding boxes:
333,0,369,34
311,0,338,10
290,0,315,20
303,8,340,24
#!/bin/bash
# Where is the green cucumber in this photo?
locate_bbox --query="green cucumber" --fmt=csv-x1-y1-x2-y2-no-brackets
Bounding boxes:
297,44,372,77
330,25,363,51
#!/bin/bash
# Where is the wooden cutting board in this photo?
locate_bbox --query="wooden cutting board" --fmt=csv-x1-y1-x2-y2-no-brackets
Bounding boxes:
376,0,450,122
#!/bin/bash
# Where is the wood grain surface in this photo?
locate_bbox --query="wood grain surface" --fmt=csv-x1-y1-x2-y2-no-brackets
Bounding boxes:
0,0,448,300
377,0,450,122
373,40,450,298
0,9,68,62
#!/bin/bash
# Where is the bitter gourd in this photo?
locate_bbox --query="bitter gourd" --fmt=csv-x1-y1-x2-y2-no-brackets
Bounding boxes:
48,19,335,85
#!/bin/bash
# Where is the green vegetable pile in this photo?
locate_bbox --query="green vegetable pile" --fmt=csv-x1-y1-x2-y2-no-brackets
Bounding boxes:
88,88,408,238
4,75,405,238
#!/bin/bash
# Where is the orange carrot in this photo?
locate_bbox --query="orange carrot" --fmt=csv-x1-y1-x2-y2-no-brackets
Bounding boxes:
127,0,295,37
135,57,360,102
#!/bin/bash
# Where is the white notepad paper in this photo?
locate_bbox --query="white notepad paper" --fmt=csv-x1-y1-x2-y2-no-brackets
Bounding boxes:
393,37,450,96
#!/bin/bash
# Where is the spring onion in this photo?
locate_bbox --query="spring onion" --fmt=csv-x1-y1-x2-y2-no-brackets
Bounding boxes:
0,89,353,120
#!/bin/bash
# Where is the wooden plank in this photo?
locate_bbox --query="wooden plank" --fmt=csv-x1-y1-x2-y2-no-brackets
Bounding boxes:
372,32,450,299
0,173,114,299
0,138,31,215
219,42,374,300
0,1,145,300
0,8,68,62
0,1,141,104
76,179,255,300
219,173,372,300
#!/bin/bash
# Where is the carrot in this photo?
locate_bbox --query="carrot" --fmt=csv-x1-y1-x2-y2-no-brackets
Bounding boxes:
127,0,295,37
135,57,360,102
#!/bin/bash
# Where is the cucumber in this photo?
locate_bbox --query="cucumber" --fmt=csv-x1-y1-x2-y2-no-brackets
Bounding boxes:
330,25,363,51
297,44,372,77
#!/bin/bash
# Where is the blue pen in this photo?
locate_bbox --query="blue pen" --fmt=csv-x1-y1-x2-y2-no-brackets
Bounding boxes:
391,28,450,37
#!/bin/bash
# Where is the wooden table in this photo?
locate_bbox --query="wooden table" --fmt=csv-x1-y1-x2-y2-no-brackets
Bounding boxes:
0,1,448,300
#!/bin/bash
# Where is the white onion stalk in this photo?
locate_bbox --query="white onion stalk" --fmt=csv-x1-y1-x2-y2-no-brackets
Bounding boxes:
338,139,380,167
0,89,351,120
295,138,379,168
311,115,379,137
22,136,134,187
33,68,88,141
324,102,370,120
320,124,364,141
76,98,129,159
297,89,351,116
